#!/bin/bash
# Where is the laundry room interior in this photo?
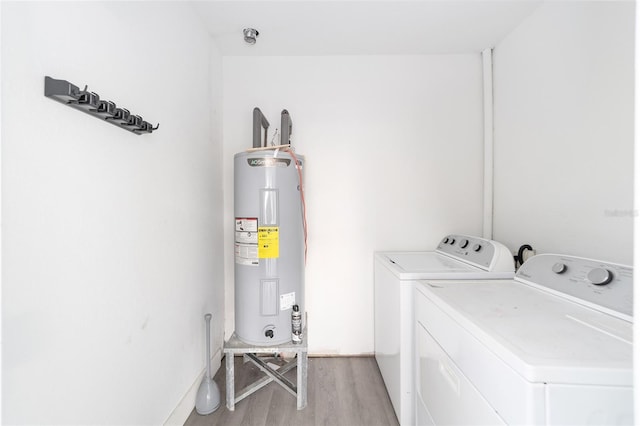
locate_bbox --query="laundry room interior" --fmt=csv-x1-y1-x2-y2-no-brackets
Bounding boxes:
2,1,636,425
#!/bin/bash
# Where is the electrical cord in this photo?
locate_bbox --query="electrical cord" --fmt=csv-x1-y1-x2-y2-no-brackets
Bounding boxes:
514,244,533,268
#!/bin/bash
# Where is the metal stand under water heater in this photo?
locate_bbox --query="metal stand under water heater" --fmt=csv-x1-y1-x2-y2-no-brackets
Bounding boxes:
234,108,305,345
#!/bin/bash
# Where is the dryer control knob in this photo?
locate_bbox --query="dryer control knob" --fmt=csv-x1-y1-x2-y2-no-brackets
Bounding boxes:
449,238,456,245
552,263,567,274
459,239,469,248
443,237,449,244
473,244,482,252
587,268,613,286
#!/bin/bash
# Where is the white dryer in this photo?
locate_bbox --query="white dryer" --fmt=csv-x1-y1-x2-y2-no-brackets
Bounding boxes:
374,235,514,426
414,254,633,425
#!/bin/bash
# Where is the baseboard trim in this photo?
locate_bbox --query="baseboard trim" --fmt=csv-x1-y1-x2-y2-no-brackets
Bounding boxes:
309,353,374,357
164,348,222,426
227,352,375,358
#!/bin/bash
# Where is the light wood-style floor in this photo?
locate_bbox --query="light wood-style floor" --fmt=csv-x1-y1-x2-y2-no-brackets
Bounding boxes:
184,356,399,426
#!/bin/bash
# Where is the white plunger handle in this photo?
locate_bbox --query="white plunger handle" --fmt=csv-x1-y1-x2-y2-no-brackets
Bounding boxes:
204,313,212,378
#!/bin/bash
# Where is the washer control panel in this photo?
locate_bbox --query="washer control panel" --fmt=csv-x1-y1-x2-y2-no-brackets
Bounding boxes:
436,234,513,272
516,254,633,320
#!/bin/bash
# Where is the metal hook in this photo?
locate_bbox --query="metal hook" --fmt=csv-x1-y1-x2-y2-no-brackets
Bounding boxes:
71,91,100,110
105,107,130,123
133,121,160,134
93,100,116,116
67,85,89,104
124,114,143,127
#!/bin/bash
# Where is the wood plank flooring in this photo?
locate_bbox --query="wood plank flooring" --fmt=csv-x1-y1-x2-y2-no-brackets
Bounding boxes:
184,356,399,426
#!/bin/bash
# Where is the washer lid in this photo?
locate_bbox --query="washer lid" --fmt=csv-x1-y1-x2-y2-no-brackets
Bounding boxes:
418,279,633,386
375,234,514,279
375,252,513,280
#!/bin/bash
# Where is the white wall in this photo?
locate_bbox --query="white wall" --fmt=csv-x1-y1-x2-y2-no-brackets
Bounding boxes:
1,2,224,425
223,55,484,354
492,1,634,265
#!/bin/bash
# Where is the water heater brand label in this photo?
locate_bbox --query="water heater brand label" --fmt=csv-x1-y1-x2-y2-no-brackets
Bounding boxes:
258,227,279,258
248,158,290,167
235,217,259,266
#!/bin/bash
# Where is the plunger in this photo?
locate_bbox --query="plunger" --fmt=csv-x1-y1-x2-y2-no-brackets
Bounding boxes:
196,313,221,415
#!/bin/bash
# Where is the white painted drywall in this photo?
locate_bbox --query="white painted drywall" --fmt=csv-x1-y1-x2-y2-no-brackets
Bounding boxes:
223,55,484,354
2,2,224,425
492,1,634,265
634,1,640,418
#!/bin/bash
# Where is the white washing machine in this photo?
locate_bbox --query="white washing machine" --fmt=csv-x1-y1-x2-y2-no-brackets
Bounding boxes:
414,254,633,425
374,234,515,426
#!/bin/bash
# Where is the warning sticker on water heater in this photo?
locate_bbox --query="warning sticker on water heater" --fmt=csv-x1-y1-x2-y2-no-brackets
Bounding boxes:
235,217,259,266
258,227,279,258
235,218,258,232
280,292,295,311
235,243,259,266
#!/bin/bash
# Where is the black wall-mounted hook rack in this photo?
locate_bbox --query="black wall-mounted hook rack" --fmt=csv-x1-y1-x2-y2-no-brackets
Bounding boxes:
44,76,159,135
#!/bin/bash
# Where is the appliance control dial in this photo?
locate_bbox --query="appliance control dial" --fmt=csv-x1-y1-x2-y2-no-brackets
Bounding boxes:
443,237,449,244
551,263,567,274
459,239,469,248
587,268,613,286
449,238,456,245
473,244,482,252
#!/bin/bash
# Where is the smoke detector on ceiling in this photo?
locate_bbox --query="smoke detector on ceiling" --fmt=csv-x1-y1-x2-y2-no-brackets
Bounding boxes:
243,28,259,45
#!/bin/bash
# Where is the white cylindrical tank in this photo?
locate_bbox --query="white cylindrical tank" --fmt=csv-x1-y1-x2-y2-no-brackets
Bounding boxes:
234,149,305,345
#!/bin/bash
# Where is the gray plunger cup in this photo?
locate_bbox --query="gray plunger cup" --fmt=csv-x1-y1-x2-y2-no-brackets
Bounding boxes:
195,313,221,415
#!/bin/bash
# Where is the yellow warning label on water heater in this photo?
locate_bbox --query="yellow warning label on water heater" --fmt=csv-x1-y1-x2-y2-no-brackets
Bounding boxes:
258,227,279,258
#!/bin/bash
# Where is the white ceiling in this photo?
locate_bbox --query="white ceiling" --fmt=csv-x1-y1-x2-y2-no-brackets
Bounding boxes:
189,0,542,56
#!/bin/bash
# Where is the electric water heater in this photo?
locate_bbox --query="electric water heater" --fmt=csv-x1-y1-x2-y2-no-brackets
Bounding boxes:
234,149,305,345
